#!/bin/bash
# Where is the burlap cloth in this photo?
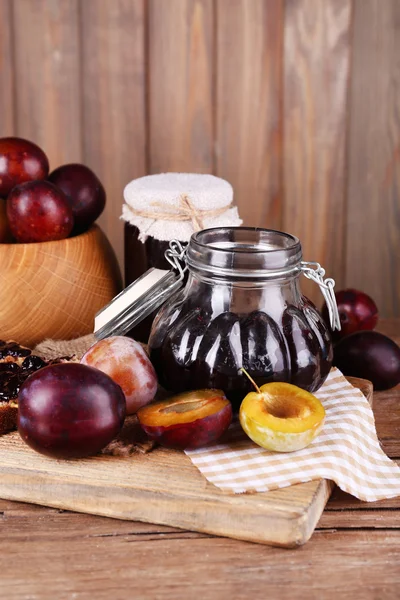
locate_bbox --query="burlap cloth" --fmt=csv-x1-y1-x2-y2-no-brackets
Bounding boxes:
34,334,97,361
33,334,155,456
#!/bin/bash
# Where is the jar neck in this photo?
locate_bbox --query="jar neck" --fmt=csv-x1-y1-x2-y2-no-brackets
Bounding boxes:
186,227,303,282
186,269,302,289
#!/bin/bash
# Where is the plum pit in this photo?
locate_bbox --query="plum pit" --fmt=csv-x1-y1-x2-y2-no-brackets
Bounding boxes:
160,399,210,414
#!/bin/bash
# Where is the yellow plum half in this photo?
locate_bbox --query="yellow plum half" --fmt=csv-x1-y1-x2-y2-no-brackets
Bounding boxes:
239,382,325,452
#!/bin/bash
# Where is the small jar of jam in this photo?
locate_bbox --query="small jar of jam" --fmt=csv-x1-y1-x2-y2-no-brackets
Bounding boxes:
122,173,242,341
148,227,340,409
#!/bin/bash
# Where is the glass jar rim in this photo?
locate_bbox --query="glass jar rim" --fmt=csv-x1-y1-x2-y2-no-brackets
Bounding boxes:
191,226,300,253
186,226,303,280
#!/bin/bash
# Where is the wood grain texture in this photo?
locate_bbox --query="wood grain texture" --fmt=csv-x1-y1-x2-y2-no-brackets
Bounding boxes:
0,225,122,345
0,434,331,548
148,0,214,173
319,508,400,529
346,0,400,317
216,0,283,229
0,378,371,548
12,0,82,167
0,499,399,600
0,0,14,135
373,390,400,458
283,0,352,304
81,0,146,272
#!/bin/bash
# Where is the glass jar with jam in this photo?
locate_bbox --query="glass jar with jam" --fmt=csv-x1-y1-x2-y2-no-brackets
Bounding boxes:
147,227,339,409
122,173,242,342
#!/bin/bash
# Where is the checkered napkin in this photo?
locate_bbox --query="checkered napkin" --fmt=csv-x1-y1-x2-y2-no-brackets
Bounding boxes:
185,369,400,501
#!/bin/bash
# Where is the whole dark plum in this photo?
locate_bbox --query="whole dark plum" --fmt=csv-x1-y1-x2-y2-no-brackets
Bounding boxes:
7,180,74,242
48,163,106,233
0,137,49,196
334,331,400,390
18,363,126,458
322,288,378,342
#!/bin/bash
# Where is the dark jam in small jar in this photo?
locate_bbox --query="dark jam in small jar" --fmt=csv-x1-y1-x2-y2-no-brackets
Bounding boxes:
124,223,172,284
148,227,334,410
124,222,182,342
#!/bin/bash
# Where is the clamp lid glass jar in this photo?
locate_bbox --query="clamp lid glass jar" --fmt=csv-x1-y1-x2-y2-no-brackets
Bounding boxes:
148,227,338,408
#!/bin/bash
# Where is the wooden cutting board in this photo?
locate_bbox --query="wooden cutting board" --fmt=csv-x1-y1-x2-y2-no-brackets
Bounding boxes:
0,377,372,548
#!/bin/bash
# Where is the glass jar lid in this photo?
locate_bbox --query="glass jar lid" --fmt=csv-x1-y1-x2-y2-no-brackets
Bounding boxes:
94,241,187,340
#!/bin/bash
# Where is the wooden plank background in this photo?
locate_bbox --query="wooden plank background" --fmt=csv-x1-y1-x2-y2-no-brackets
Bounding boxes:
0,0,399,315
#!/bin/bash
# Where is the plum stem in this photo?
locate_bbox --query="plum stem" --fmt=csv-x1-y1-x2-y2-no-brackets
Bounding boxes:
240,368,261,394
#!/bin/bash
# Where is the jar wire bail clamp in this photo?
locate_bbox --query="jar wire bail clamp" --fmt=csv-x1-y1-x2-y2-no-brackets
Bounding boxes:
164,240,188,282
300,262,341,331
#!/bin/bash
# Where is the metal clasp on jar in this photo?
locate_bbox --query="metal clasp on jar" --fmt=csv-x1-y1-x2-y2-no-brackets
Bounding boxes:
164,240,188,282
300,262,341,331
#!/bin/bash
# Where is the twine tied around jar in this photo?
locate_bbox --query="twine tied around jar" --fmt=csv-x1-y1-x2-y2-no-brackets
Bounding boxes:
125,194,233,232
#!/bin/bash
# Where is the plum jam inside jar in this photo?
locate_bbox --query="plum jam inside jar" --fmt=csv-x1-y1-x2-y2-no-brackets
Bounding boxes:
148,227,336,409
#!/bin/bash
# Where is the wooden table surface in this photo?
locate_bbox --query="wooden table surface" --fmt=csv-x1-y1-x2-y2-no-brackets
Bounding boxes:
1,319,400,600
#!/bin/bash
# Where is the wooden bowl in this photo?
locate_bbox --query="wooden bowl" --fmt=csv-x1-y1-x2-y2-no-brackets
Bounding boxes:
0,225,122,346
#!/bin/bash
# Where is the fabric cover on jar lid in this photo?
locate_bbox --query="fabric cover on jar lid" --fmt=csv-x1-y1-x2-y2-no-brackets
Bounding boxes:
122,172,242,242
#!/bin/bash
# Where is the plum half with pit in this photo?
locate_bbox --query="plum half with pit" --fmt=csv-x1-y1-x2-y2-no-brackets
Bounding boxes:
18,363,126,459
48,163,106,233
7,180,74,242
0,137,49,197
137,389,232,450
239,378,325,452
